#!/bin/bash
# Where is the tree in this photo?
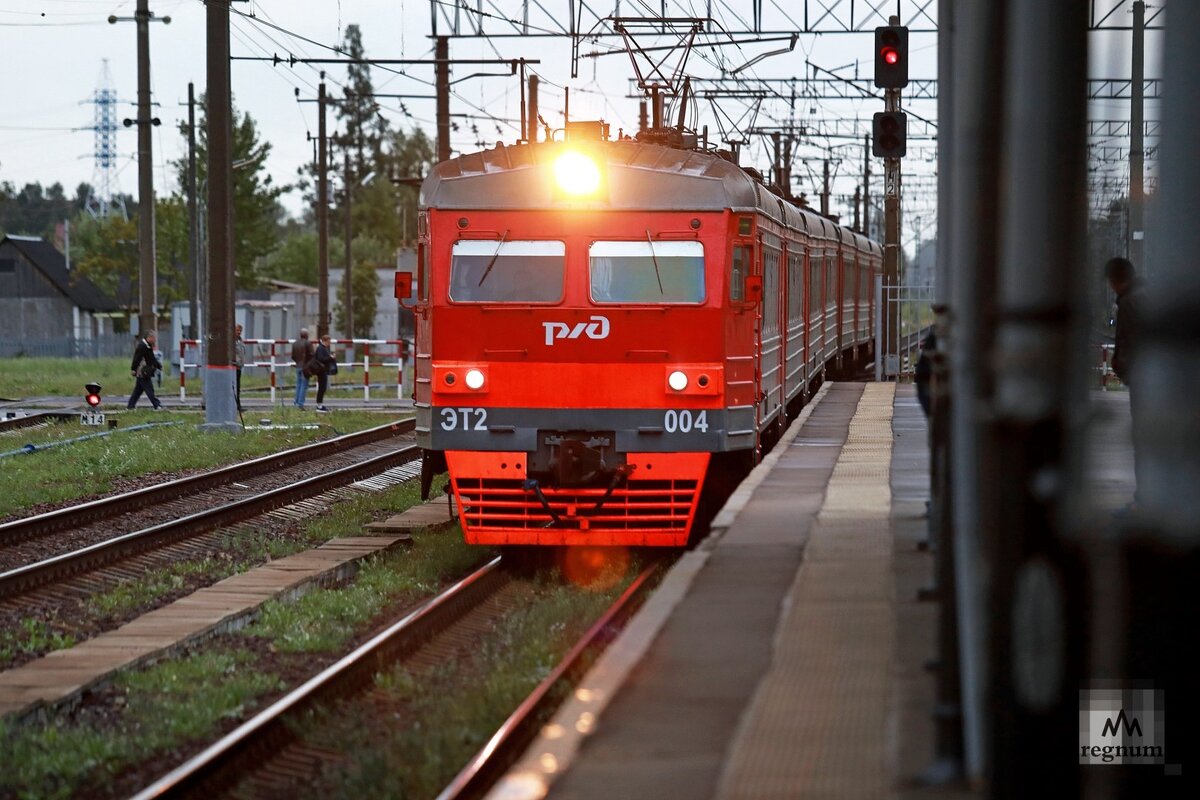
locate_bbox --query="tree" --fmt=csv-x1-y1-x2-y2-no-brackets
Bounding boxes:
263,228,318,286
0,180,90,240
333,234,388,338
74,213,139,313
337,24,388,178
175,94,288,288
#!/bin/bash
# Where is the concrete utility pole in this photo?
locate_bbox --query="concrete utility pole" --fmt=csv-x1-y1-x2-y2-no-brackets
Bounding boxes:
1129,0,1146,270
821,158,831,216
203,0,238,430
109,1,170,336
863,135,871,238
989,0,1088,791
186,82,199,341
317,79,330,338
343,147,354,338
435,36,451,162
527,74,539,143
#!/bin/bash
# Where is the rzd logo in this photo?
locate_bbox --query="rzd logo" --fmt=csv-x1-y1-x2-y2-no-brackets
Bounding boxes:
542,315,610,346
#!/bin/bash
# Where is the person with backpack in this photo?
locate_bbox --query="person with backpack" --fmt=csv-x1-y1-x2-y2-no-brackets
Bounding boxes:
311,334,338,413
127,331,163,410
291,328,314,409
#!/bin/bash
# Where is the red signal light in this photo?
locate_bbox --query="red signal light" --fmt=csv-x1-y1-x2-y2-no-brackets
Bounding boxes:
84,382,102,407
86,393,101,407
882,47,900,65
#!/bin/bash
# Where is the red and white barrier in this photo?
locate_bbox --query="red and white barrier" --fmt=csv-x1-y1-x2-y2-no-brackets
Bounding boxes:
1098,343,1116,389
178,338,408,403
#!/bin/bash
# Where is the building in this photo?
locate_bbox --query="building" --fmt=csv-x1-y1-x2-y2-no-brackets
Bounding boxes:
0,234,122,356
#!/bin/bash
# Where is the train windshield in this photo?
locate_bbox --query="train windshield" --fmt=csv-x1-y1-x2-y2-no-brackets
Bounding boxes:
449,240,565,303
589,240,705,304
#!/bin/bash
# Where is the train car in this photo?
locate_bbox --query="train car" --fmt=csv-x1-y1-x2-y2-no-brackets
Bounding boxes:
407,132,881,547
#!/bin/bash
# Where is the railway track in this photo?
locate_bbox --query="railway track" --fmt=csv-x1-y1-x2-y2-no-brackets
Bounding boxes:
0,410,75,436
130,557,662,800
0,421,419,621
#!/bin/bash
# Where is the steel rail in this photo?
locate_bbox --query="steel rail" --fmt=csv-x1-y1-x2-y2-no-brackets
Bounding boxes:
0,419,414,544
128,557,506,800
0,411,76,434
0,443,421,600
435,561,663,800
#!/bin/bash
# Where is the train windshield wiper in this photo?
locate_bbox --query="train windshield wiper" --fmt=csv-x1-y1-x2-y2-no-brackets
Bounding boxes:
477,230,510,287
645,230,665,295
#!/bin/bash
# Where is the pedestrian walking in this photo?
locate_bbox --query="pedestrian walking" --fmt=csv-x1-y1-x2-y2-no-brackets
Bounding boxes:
291,328,314,409
127,331,163,410
233,323,246,412
312,334,338,412
1106,256,1144,507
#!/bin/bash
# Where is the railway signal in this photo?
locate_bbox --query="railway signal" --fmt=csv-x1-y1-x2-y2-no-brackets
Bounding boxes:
874,25,909,89
873,112,908,158
82,382,105,426
85,383,103,408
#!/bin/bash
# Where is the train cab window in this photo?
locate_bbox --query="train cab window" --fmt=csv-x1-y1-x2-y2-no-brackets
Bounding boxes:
449,240,565,303
589,240,705,304
730,245,751,302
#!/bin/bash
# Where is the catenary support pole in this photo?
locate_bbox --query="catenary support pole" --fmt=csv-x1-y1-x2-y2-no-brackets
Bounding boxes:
925,0,964,783
946,0,1008,782
863,134,871,238
990,0,1088,792
203,0,238,430
1128,0,1145,271
135,0,157,337
186,82,199,341
527,74,539,143
435,36,450,162
317,79,330,338
344,148,353,338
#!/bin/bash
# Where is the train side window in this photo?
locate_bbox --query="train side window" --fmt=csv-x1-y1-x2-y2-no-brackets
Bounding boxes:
731,245,751,302
449,240,565,303
589,240,705,303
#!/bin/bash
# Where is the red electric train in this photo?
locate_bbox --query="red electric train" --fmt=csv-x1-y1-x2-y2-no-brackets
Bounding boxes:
405,131,881,547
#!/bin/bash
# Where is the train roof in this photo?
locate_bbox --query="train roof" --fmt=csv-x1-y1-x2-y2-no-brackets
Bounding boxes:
421,139,881,253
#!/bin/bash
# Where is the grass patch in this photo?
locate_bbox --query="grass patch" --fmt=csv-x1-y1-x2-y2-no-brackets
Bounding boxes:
304,572,634,800
0,651,281,800
0,408,406,518
0,619,76,665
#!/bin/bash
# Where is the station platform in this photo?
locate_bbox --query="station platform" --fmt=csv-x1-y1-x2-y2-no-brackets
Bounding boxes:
487,382,1137,800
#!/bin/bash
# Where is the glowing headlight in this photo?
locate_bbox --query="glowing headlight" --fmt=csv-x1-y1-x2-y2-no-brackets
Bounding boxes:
668,370,689,391
465,368,486,390
554,151,601,196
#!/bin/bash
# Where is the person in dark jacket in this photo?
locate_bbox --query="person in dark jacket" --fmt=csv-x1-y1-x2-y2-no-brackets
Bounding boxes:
1106,256,1144,507
312,334,338,412
1105,257,1142,384
127,331,163,410
915,331,936,417
291,328,313,409
233,323,246,412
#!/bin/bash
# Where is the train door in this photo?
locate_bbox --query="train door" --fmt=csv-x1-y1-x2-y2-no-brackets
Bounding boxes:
809,244,824,376
760,233,783,431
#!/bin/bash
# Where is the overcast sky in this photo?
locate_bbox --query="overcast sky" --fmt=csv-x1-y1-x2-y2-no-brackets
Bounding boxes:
1,1,1156,242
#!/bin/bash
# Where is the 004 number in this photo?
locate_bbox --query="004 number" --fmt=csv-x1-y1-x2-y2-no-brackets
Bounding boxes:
440,407,487,431
664,409,708,433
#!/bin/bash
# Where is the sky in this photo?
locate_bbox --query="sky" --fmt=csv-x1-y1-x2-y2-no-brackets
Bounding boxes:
0,1,1157,249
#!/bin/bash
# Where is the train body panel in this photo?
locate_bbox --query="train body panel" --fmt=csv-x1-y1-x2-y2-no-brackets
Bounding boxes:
413,139,880,546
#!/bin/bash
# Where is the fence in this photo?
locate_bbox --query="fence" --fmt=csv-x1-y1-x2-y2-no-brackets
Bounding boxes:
178,338,409,403
0,333,133,359
875,279,936,380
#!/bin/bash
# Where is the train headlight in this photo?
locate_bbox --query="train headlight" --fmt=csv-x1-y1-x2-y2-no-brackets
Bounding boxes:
465,368,486,390
554,151,601,196
668,371,689,391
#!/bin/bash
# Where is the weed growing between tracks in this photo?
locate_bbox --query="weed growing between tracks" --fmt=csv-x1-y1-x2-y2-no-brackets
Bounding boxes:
0,476,430,672
0,408,408,519
289,571,637,800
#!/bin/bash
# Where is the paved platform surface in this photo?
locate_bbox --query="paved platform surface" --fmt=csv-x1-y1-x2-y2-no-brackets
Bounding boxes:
0,534,411,721
488,384,1137,800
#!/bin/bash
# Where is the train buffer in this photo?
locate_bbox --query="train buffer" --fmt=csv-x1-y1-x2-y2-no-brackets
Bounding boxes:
484,382,1136,799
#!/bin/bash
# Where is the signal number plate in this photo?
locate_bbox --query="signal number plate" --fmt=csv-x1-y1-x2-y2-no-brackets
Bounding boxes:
80,412,106,426
440,407,487,431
